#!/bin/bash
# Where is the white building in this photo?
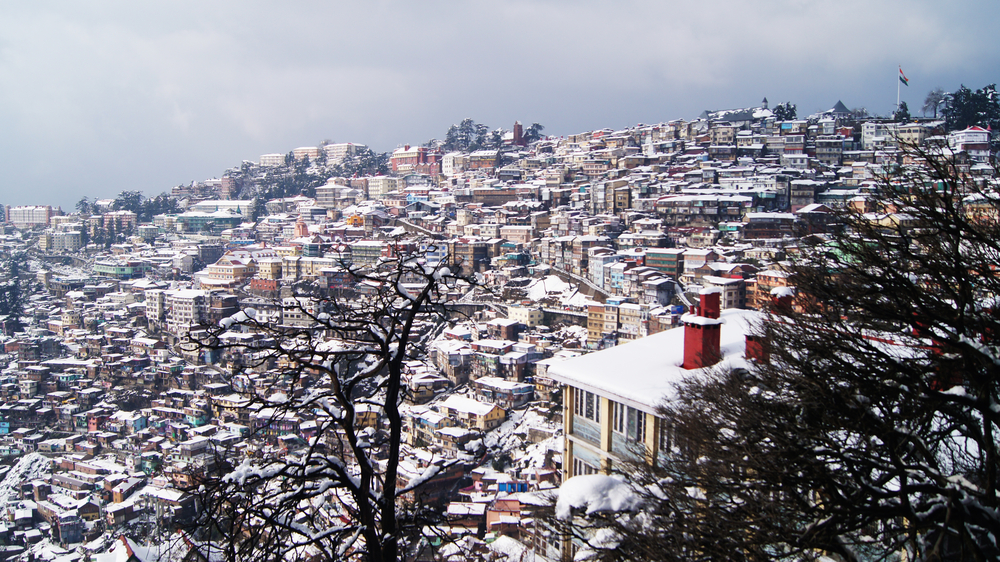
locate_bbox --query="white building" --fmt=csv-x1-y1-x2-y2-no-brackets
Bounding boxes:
292,147,320,161
6,205,53,228
948,126,991,163
259,153,285,167
165,289,208,336
188,200,254,218
441,152,467,177
861,121,900,150
323,142,367,164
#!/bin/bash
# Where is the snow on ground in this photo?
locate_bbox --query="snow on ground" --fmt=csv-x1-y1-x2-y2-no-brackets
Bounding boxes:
525,276,572,301
484,406,562,471
489,534,554,561
521,275,594,308
0,453,51,510
25,539,74,562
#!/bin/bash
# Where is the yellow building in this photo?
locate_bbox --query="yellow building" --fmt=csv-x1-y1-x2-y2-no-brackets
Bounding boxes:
550,302,760,478
436,395,506,431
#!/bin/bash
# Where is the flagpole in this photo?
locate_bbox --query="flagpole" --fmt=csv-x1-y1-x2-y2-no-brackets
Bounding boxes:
897,65,901,111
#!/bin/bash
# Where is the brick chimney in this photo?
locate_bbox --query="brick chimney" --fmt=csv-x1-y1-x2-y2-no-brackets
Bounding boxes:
682,289,723,369
745,334,769,363
769,286,795,314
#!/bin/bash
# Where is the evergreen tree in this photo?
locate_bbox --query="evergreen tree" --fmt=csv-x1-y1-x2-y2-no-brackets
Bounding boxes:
524,122,546,144
0,253,27,333
893,100,911,122
942,84,1000,131
772,101,797,120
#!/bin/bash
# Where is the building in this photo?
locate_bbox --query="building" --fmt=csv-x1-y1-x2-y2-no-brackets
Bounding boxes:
38,231,83,252
6,205,54,228
323,142,367,164
93,259,152,280
188,200,253,218
550,290,760,478
390,145,442,176
436,395,506,431
260,153,285,167
508,306,544,328
366,176,399,200
292,147,320,161
165,289,208,336
948,126,991,163
644,248,685,279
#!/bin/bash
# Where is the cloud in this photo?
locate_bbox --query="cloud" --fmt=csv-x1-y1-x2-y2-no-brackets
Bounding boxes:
0,1,996,208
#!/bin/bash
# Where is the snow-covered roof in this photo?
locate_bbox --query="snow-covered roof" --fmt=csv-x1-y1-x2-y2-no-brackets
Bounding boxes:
438,395,501,416
548,309,760,413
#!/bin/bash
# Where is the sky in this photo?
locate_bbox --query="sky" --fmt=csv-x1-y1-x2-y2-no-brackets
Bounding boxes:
1,1,997,210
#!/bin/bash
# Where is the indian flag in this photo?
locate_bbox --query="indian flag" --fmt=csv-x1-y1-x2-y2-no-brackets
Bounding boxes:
899,67,909,87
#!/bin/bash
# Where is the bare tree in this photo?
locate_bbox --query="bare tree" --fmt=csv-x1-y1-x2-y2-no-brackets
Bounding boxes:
923,87,947,118
186,242,475,561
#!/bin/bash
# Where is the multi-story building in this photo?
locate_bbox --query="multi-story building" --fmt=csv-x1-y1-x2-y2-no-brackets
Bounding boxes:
861,121,899,150
701,275,746,309
165,289,208,336
441,152,467,177
507,306,544,328
616,303,648,341
348,241,384,269
550,291,760,479
644,248,685,279
948,126,991,163
390,145,441,175
292,147,320,161
259,153,285,167
281,256,338,281
366,176,399,200
435,395,506,432
815,135,848,166
93,259,152,280
176,210,243,234
323,142,367,164
749,269,793,310
38,231,83,252
6,205,54,228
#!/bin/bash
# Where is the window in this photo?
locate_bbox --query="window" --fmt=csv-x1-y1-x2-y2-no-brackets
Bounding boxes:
613,402,646,443
574,389,600,422
573,458,599,476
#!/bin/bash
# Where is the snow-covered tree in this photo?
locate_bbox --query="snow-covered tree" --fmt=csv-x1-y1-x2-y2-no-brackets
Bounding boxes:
0,252,27,334
550,148,1000,561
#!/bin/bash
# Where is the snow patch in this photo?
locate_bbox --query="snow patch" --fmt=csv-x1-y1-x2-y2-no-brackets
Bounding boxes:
555,474,641,519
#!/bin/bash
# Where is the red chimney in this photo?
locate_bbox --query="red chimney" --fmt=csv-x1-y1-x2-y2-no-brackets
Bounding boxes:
745,334,769,363
770,286,794,314
682,290,723,369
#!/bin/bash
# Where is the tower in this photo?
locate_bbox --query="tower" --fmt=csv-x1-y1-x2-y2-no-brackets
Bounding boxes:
513,121,524,147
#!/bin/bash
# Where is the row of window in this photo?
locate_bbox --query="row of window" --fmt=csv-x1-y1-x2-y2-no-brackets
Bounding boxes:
573,389,646,443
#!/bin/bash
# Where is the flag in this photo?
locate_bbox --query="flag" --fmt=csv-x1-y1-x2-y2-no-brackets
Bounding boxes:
899,67,909,87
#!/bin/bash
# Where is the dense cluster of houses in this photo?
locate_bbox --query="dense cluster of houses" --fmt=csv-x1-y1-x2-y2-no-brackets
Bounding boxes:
0,100,995,560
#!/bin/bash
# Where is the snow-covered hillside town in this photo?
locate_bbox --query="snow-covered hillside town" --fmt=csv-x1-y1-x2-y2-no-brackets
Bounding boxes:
0,99,997,561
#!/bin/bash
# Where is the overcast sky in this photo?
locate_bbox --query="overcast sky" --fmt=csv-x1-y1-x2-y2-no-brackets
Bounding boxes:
1,1,997,210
